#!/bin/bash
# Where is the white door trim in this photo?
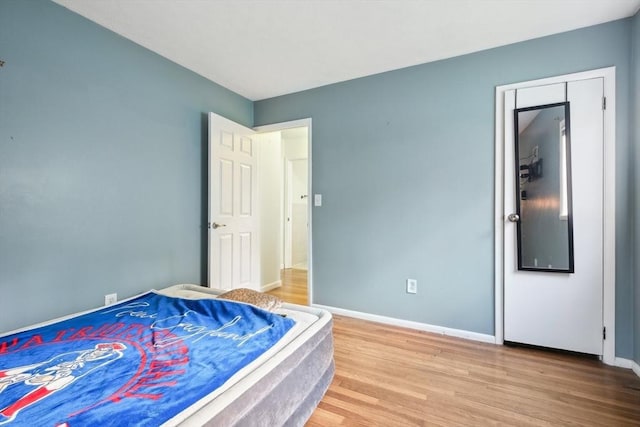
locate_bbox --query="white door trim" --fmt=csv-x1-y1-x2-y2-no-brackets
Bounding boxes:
254,118,313,305
494,67,616,364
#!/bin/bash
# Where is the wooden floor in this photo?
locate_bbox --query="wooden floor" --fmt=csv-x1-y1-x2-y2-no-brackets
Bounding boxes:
267,268,308,305
270,271,640,426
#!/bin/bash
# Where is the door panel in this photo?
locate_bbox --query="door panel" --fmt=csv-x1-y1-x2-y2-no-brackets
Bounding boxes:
516,83,565,108
240,163,253,216
219,159,233,215
240,136,253,155
208,113,259,291
504,78,603,355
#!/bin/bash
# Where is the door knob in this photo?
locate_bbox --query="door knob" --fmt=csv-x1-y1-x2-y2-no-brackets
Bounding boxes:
507,213,520,222
211,222,227,229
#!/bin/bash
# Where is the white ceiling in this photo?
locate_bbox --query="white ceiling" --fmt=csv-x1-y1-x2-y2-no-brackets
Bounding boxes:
53,0,640,101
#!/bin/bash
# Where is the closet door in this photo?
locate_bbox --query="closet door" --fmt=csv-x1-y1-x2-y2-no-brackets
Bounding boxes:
503,78,604,355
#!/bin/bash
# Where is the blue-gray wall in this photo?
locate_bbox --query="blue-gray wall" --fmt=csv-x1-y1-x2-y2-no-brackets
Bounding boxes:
0,0,252,332
632,10,640,366
2,0,638,361
255,19,635,357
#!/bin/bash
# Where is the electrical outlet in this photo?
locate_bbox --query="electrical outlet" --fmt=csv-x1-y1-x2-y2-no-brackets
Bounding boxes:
104,293,117,306
406,279,417,294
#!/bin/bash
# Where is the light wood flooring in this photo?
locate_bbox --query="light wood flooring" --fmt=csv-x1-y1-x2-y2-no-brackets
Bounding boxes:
270,270,640,426
267,268,309,305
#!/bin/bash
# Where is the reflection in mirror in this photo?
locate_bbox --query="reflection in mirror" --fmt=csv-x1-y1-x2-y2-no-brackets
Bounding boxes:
514,102,574,273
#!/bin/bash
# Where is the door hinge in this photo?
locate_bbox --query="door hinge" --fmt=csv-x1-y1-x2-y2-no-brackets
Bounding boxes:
603,326,606,340
602,97,607,110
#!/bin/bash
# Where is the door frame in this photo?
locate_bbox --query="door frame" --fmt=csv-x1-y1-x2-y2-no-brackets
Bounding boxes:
494,67,616,365
254,118,313,304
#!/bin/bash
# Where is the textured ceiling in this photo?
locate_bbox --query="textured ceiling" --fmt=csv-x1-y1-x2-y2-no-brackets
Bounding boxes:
53,0,640,100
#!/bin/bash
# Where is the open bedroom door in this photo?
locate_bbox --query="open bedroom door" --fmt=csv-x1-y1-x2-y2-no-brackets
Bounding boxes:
208,113,259,290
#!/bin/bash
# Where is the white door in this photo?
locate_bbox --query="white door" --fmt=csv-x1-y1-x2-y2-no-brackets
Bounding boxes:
504,78,604,355
208,113,259,290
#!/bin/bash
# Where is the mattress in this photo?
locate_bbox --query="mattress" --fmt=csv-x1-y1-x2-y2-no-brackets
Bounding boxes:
159,284,335,427
0,284,334,426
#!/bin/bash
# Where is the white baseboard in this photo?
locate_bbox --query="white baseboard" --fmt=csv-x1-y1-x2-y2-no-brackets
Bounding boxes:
313,304,496,344
615,357,640,378
614,357,635,369
260,280,281,292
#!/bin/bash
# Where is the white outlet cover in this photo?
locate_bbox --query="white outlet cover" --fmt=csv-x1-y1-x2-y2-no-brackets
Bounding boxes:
104,293,118,305
407,279,417,294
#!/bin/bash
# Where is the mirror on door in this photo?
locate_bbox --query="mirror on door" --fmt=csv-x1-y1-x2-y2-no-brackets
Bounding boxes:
513,102,574,273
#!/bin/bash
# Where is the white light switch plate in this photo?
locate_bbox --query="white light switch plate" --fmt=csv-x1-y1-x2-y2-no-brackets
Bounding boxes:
314,194,322,206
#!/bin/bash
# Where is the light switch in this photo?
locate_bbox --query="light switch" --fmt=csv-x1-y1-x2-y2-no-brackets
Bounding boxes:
314,194,322,206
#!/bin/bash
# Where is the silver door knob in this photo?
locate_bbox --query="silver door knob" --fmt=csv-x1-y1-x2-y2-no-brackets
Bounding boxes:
507,213,520,222
211,222,227,229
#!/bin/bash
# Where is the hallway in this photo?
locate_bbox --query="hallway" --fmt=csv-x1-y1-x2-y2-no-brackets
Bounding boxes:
267,268,308,305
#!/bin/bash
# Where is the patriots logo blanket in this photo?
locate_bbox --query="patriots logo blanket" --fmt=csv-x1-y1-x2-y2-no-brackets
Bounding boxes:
0,291,295,426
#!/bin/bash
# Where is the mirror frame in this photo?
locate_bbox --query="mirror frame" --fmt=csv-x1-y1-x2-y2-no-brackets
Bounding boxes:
513,101,575,273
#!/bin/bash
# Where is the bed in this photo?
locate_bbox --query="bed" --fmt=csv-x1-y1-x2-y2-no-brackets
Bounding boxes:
0,284,334,426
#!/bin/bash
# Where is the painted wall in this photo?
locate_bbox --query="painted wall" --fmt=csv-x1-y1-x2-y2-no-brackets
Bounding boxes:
257,132,283,289
281,129,309,269
255,19,635,357
282,129,309,160
632,10,640,366
0,0,252,332
290,160,309,267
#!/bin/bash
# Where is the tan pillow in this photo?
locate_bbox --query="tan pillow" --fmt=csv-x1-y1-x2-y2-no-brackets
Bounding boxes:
217,288,282,311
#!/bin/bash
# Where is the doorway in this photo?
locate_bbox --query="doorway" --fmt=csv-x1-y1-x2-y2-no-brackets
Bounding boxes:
494,67,616,364
255,120,312,306
285,158,309,271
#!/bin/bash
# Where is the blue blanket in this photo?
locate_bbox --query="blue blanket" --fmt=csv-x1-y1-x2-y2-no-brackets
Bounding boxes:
0,292,295,426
